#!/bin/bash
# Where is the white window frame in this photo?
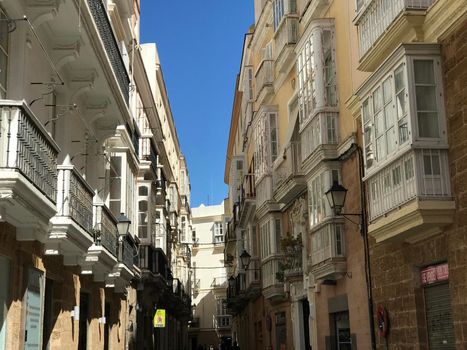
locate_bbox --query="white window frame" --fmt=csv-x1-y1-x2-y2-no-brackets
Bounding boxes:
361,50,447,173
213,221,224,244
254,109,279,180
296,20,338,130
308,169,340,228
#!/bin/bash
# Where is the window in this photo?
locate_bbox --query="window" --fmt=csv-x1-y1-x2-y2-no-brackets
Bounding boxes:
297,21,337,128
360,50,446,170
275,219,282,254
254,110,279,179
414,60,439,138
180,216,187,242
138,200,148,239
109,156,122,216
0,7,8,98
308,170,339,227
273,0,297,30
213,222,224,244
260,218,281,259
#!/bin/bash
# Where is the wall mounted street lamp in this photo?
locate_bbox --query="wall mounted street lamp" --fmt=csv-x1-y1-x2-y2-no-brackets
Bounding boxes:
325,181,364,232
240,250,251,270
117,213,131,236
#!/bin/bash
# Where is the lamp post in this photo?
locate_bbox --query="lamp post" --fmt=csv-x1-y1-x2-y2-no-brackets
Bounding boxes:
325,143,377,350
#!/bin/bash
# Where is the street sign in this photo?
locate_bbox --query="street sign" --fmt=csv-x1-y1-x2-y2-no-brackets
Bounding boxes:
154,309,166,328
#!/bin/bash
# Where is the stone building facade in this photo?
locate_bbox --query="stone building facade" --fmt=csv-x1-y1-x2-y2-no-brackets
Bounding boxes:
224,0,466,349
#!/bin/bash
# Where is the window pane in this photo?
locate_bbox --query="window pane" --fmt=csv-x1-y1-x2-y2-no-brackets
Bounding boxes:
394,64,405,92
386,128,396,155
404,158,414,180
376,137,386,160
375,111,384,137
384,104,395,129
139,186,148,196
416,86,437,111
398,118,409,144
139,201,148,211
383,78,392,104
373,87,383,112
396,91,406,119
418,112,439,138
362,99,370,124
432,154,441,175
414,60,434,84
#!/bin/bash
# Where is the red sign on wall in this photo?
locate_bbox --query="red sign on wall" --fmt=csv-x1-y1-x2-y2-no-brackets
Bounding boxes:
420,263,449,285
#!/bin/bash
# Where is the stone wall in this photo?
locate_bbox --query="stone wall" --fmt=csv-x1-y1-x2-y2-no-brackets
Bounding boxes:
0,223,130,350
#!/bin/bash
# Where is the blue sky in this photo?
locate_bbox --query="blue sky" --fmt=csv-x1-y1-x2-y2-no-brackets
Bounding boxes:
140,1,254,208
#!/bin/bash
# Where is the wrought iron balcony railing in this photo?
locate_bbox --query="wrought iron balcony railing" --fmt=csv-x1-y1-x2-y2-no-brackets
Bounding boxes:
94,203,118,257
87,0,130,103
0,101,58,202
56,165,93,233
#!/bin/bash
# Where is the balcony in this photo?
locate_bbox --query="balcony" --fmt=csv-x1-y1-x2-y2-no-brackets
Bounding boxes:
262,255,286,303
300,111,339,173
367,149,455,243
226,273,248,314
80,202,119,280
87,0,130,103
211,276,228,289
283,248,303,282
273,142,306,205
255,60,274,103
213,315,232,329
256,175,276,217
309,220,346,281
274,17,298,73
355,0,435,71
245,258,261,299
238,174,256,228
48,163,94,264
139,245,170,288
0,101,59,241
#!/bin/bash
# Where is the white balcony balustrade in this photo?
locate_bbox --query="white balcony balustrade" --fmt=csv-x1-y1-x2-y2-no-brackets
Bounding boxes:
367,149,454,243
0,102,59,239
309,221,346,280
213,315,232,329
255,60,274,100
356,0,435,59
274,142,302,188
274,17,298,64
301,112,338,162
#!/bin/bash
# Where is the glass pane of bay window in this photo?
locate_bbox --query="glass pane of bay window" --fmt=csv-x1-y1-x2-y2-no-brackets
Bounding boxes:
414,60,439,138
323,30,336,106
269,113,278,162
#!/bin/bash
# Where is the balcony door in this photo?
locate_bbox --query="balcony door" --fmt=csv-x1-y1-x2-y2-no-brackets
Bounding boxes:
24,268,44,350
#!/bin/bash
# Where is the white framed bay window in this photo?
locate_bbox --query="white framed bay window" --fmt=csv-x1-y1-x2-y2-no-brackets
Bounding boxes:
358,44,451,221
296,19,338,162
254,107,279,180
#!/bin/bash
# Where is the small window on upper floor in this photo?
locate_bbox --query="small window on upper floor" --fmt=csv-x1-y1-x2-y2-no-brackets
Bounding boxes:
213,222,224,245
